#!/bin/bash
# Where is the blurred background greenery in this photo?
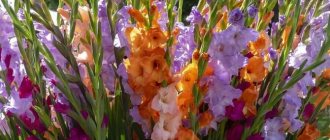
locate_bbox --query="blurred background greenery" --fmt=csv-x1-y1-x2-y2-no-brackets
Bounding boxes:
45,0,59,10
45,0,198,22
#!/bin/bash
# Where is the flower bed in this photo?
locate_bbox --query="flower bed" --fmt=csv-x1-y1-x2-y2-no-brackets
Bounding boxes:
0,0,330,139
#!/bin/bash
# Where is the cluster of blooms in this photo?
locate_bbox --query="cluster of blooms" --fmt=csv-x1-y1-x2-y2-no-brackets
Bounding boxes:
119,0,330,139
0,0,330,140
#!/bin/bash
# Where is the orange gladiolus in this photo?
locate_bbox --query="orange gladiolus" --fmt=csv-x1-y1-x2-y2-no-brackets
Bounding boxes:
198,110,214,129
175,127,199,140
177,63,198,116
298,124,321,140
123,5,173,129
240,85,258,116
216,11,228,31
125,27,149,55
138,101,159,123
147,27,167,49
313,91,330,110
262,11,274,25
322,68,330,79
249,31,270,55
125,26,168,56
128,8,146,24
282,26,292,46
177,92,194,118
177,63,198,93
58,6,95,65
240,56,268,82
125,54,169,85
297,15,305,32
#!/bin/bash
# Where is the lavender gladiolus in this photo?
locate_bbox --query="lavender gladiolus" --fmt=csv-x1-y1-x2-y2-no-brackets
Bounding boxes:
229,8,244,26
247,5,258,17
186,6,203,24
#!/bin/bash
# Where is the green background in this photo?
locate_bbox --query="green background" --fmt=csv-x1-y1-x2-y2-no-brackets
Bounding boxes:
45,0,199,21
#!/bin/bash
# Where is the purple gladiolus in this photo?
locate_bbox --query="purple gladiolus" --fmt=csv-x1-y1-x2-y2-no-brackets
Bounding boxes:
20,109,46,133
130,106,151,137
69,127,90,140
263,117,285,140
18,76,34,98
155,0,168,30
247,133,264,140
225,99,245,121
226,124,244,140
54,102,70,114
268,47,277,59
303,103,315,121
102,115,109,128
247,5,258,17
81,110,89,120
229,8,244,26
265,108,279,119
26,136,38,140
209,25,258,76
4,91,32,116
204,76,241,121
281,87,303,133
186,6,203,24
172,23,196,73
0,113,9,134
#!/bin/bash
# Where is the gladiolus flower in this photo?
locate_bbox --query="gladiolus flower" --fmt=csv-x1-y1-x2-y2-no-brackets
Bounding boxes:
225,99,245,121
69,127,90,140
249,31,270,55
313,91,330,110
226,124,244,140
240,85,258,116
151,83,179,115
18,76,34,98
229,8,244,26
247,5,258,18
198,110,217,131
240,56,268,82
151,113,181,140
54,102,70,114
298,124,320,140
247,133,264,140
128,8,146,24
175,127,199,140
303,103,314,121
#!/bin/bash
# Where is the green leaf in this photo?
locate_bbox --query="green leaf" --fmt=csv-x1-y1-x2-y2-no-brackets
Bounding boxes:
69,1,79,43
303,59,326,72
315,15,330,61
33,106,52,127
309,93,329,123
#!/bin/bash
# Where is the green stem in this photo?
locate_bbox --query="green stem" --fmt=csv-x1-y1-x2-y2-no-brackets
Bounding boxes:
197,0,206,11
178,0,183,22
